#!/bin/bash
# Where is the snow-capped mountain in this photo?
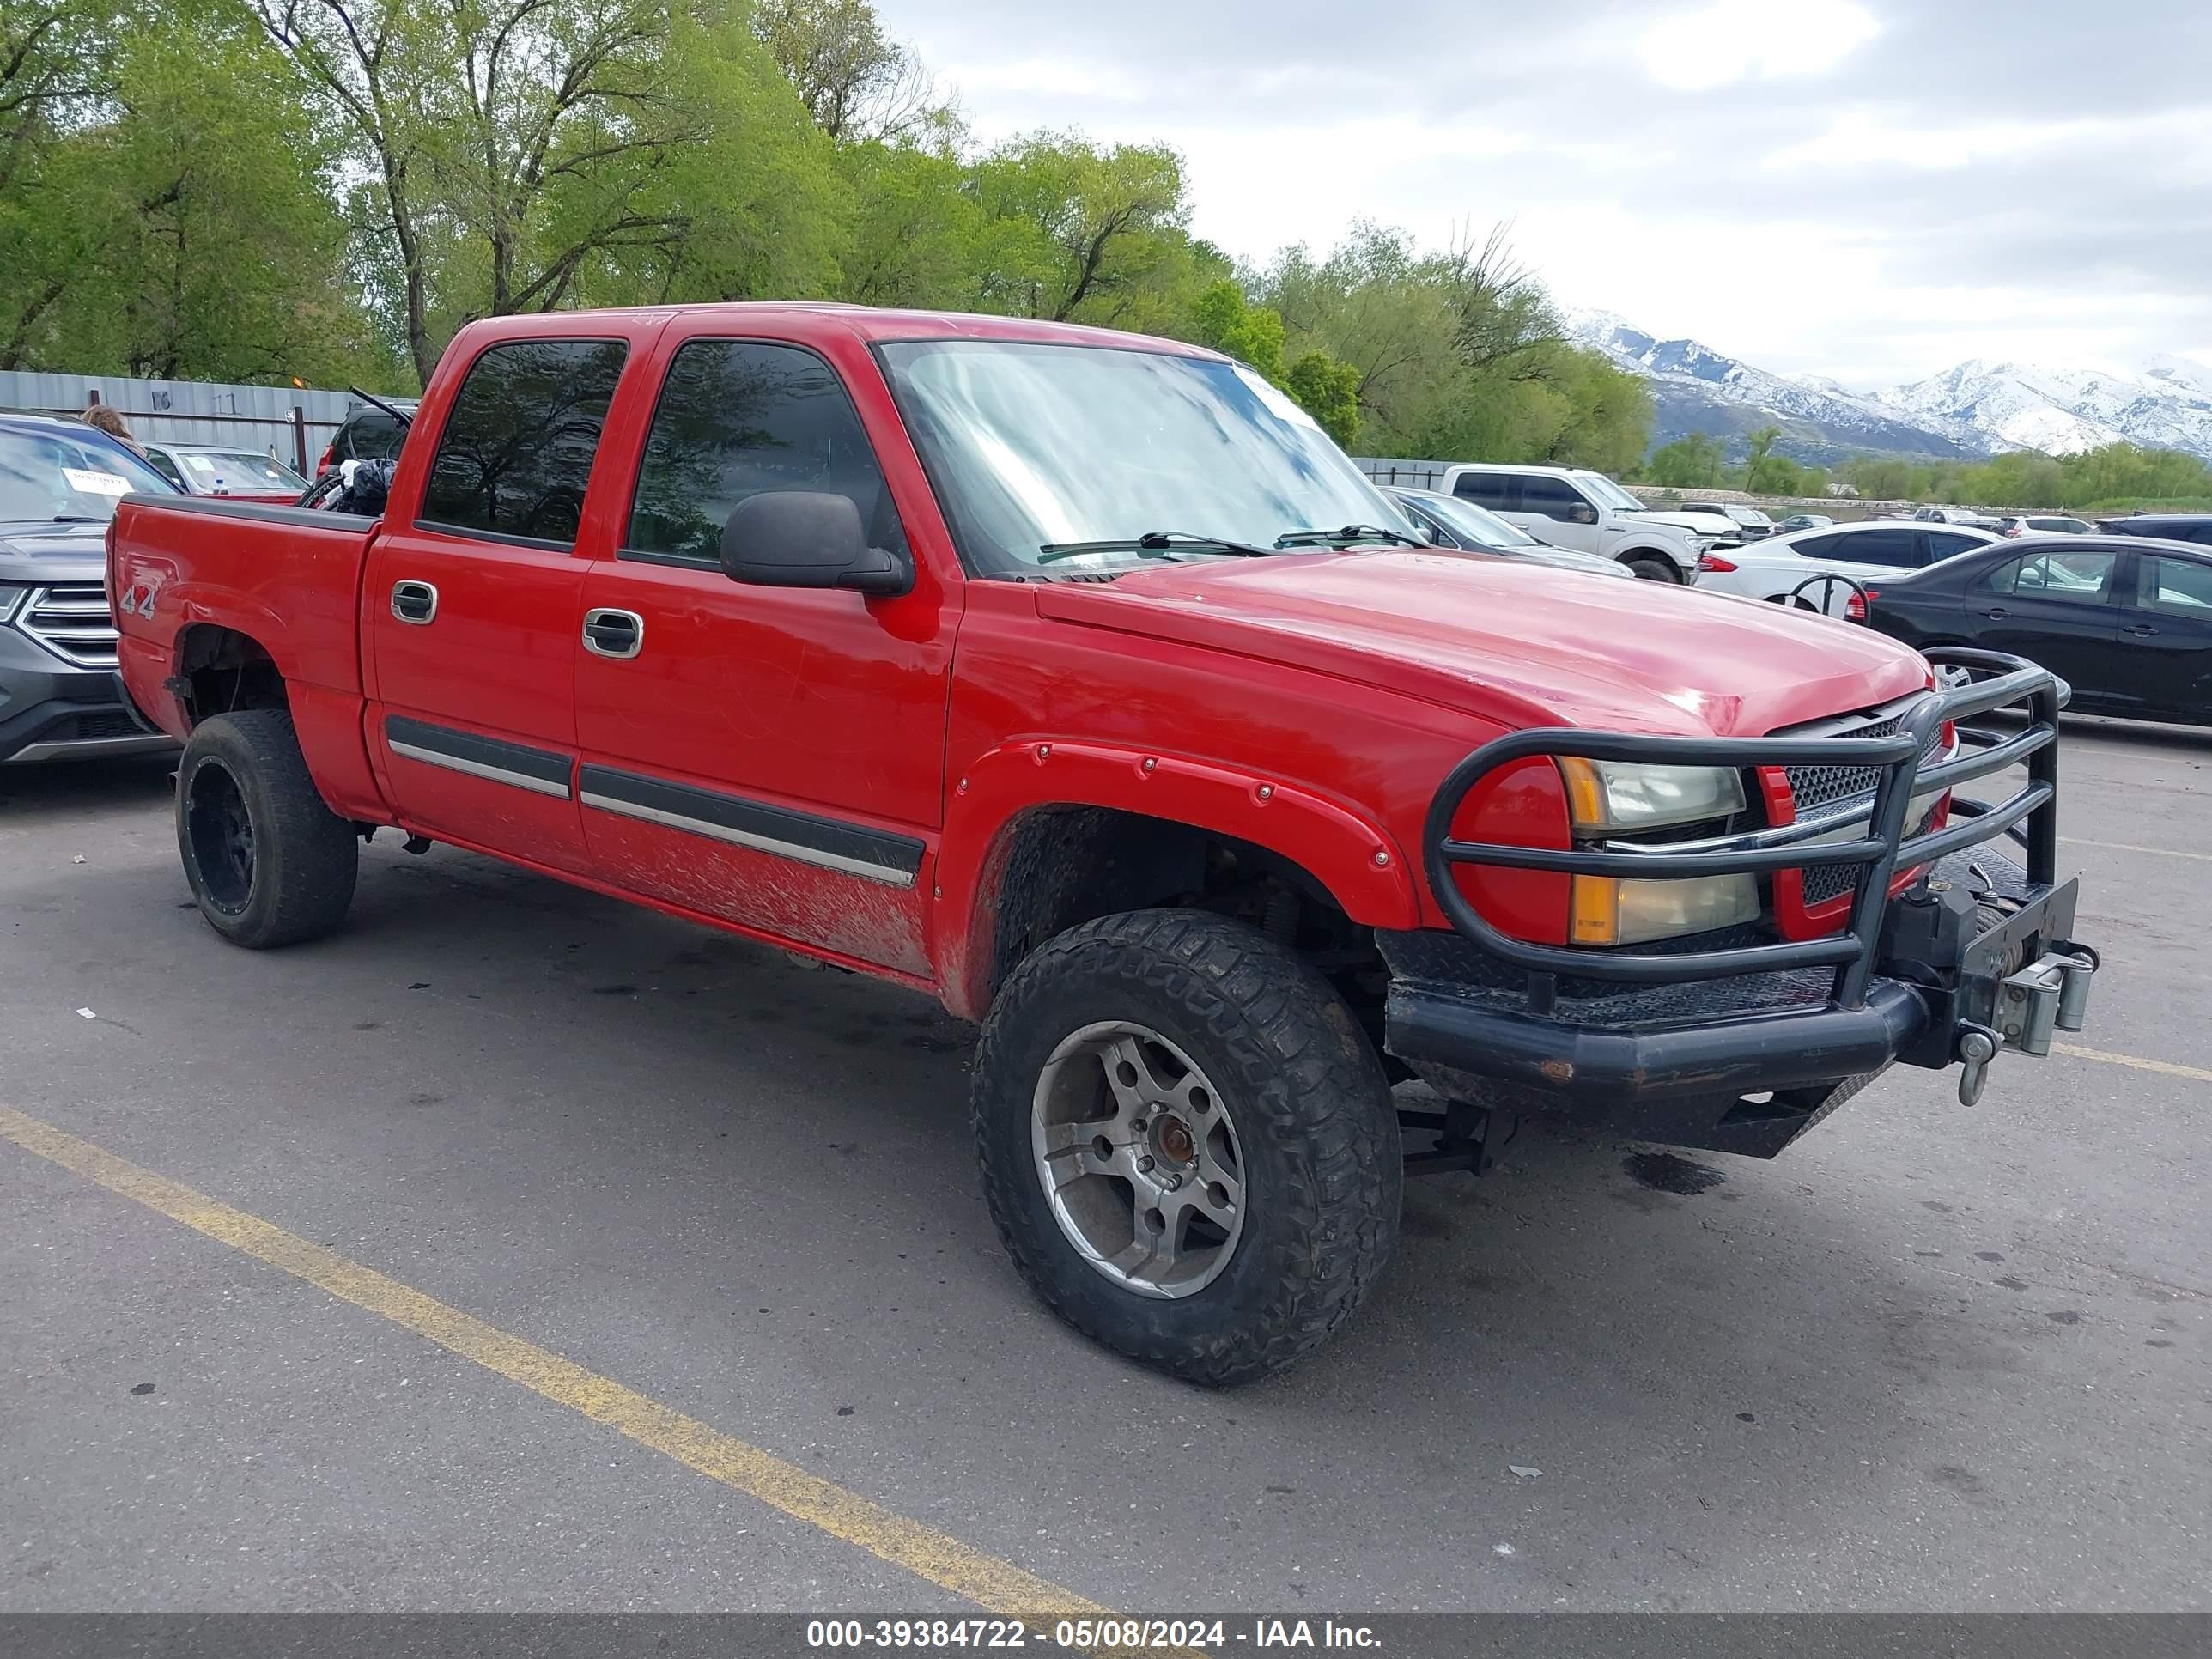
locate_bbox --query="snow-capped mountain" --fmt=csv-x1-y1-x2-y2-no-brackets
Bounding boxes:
1565,309,2212,464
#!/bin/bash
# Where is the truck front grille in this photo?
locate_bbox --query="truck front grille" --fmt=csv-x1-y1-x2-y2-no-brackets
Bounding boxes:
1777,701,1948,906
19,583,118,668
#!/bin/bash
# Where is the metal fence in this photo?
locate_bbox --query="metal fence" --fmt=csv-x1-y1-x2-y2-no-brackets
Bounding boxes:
0,370,391,474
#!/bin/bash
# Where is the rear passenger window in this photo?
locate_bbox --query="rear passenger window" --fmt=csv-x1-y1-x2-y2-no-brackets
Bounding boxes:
420,339,628,547
1451,471,1510,510
1834,528,1917,567
625,340,904,565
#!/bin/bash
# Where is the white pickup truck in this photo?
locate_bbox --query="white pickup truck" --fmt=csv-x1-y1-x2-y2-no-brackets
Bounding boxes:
1355,459,1733,582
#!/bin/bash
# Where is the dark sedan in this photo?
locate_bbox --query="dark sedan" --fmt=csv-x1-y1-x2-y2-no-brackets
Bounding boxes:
2099,513,2212,547
1870,533,2212,726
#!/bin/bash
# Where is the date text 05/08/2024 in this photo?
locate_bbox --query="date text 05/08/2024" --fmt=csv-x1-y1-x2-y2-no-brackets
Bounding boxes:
804,1620,1382,1650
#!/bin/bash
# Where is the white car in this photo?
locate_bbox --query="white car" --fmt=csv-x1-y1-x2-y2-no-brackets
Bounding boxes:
1694,520,2002,617
1356,459,1718,582
1996,514,2095,538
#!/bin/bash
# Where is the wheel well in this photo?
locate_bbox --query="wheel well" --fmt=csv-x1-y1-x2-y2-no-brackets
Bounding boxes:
1620,548,1683,578
173,625,287,726
980,806,1395,1064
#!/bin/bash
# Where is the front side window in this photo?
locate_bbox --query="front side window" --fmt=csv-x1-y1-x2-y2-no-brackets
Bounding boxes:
2139,555,2212,615
628,341,902,564
420,339,627,546
1517,476,1584,520
877,340,1412,575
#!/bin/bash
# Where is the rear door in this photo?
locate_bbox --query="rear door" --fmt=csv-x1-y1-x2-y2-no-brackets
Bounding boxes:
362,332,637,872
2118,550,2212,720
1962,544,2126,696
570,326,958,975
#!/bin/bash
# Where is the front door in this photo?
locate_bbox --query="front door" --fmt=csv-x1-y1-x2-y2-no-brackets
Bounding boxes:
364,334,634,873
573,332,958,976
1963,544,2126,697
2118,550,2212,720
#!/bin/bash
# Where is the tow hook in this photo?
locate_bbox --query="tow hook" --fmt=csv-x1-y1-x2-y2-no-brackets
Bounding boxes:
1955,1024,2001,1106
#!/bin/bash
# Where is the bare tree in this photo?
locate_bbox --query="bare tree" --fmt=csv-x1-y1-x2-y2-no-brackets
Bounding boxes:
751,0,945,143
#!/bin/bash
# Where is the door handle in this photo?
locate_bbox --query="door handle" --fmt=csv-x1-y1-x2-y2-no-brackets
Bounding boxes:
1982,605,2008,619
391,580,438,624
2124,623,2158,638
582,608,644,659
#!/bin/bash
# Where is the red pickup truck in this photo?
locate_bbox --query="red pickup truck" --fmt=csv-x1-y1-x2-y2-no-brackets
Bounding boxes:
108,306,2099,1384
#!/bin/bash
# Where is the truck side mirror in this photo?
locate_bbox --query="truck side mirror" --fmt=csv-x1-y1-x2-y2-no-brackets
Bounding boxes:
1567,502,1599,526
720,491,912,597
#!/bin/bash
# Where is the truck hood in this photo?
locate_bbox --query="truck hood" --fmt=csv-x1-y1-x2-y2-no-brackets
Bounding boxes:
1033,550,1932,738
0,520,108,586
1633,509,1739,539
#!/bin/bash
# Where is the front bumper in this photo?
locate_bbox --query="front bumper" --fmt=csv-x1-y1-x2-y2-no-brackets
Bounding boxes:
0,640,175,764
1388,649,2098,1158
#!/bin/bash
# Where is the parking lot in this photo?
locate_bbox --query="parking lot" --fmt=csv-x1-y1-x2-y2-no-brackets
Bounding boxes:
3,715,2206,1616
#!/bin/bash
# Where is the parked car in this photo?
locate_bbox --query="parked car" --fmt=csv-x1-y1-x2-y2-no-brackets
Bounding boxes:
315,396,421,476
1871,533,2212,726
1358,459,1717,581
0,413,180,764
141,442,309,504
1383,487,1635,579
111,305,2100,1384
1679,501,1776,539
1775,513,1834,533
1912,507,1987,526
2097,513,2212,546
1997,514,2094,538
1694,520,2002,616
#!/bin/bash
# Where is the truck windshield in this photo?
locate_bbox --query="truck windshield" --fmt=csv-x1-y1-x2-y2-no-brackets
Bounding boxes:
1575,472,1646,513
0,428,175,525
878,340,1415,575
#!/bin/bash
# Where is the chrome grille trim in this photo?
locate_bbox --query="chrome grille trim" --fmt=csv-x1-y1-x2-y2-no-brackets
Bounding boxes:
19,582,119,668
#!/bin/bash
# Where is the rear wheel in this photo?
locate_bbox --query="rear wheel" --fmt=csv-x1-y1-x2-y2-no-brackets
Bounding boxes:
973,909,1401,1386
1626,554,1680,582
177,709,357,948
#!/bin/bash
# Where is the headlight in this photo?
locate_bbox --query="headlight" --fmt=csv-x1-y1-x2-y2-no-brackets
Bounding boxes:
1558,759,1746,834
0,582,27,623
1557,760,1757,945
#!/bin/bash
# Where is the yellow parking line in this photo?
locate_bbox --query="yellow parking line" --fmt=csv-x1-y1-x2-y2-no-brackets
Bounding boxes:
2055,1044,2212,1084
2060,836,2212,864
0,1103,1109,1623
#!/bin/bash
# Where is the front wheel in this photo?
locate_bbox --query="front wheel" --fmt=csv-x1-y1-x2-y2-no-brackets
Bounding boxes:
1625,554,1680,582
177,709,358,948
972,909,1401,1386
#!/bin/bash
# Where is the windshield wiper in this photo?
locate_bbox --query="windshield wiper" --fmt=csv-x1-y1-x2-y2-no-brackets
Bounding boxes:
49,514,106,523
1036,531,1277,565
1273,523,1425,548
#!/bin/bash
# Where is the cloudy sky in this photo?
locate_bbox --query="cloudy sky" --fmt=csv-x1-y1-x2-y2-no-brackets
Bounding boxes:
881,0,2212,390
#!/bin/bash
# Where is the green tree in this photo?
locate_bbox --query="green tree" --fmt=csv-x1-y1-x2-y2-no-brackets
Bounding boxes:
1648,432,1726,488
1191,279,1285,381
967,133,1191,325
1285,349,1361,447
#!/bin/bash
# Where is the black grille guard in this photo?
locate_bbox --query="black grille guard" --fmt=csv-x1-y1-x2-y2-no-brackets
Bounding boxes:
1420,647,2067,1012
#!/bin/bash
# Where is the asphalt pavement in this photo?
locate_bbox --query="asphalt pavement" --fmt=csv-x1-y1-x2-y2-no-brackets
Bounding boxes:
2,717,2206,1615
